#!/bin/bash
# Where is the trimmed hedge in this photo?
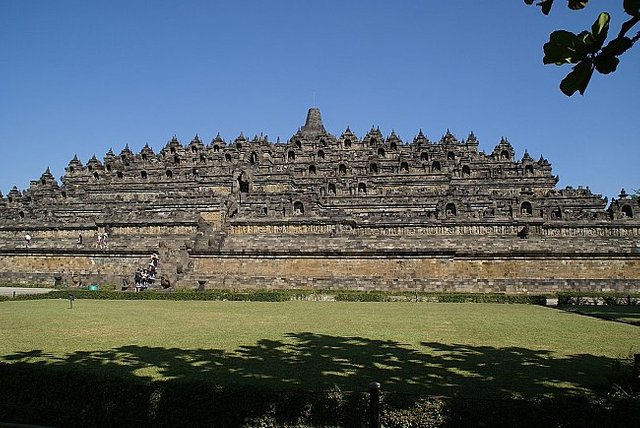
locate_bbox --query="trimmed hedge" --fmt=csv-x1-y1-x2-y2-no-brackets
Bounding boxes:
2,289,548,305
0,363,368,427
557,292,640,306
7,289,308,302
1,362,638,427
334,291,546,305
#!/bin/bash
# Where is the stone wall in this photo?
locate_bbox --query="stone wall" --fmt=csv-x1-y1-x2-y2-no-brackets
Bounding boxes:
1,249,638,292
0,252,147,287
185,254,640,292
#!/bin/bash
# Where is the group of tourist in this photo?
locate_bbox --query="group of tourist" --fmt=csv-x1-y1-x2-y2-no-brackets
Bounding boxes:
134,252,159,292
95,233,109,249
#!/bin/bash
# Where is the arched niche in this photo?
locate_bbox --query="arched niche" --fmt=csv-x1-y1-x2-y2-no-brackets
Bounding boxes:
378,148,385,157
309,165,317,175
287,151,296,161
521,201,533,216
249,152,258,165
238,172,250,193
165,170,173,179
462,165,471,177
358,182,367,194
445,203,457,216
525,164,534,175
328,183,336,195
622,205,633,218
140,171,148,180
420,152,429,161
317,150,325,159
293,201,304,215
369,163,378,174
400,162,409,173
447,151,455,160
225,153,232,162
432,161,441,172
339,164,347,175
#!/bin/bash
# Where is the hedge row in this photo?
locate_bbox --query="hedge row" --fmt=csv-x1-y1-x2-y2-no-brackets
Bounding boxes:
7,289,307,302
1,362,638,427
3,289,548,304
11,289,640,306
557,292,640,306
334,292,547,304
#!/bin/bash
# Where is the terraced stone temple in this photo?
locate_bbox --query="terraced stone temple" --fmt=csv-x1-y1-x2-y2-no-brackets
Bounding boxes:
1,108,638,291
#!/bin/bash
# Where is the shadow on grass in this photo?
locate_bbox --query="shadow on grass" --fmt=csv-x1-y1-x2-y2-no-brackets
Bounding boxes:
562,306,640,326
3,333,617,398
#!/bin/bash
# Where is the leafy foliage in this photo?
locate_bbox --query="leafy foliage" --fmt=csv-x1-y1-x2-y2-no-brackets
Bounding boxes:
2,362,639,427
2,289,548,305
526,0,640,95
557,291,640,306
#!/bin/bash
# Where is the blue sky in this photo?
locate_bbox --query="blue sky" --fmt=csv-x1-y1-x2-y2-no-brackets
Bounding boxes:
1,1,638,200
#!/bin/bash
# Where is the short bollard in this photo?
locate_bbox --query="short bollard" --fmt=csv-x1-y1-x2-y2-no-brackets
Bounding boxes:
369,381,381,428
68,293,75,309
12,291,16,298
197,280,206,292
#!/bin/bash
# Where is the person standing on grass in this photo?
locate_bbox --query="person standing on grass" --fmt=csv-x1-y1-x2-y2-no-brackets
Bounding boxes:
24,233,31,248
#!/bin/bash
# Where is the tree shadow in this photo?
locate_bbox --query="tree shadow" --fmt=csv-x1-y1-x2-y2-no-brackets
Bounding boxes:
2,333,619,398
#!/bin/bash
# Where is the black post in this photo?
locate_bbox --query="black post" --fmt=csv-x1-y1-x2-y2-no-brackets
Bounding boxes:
369,381,381,428
197,280,206,292
12,291,16,298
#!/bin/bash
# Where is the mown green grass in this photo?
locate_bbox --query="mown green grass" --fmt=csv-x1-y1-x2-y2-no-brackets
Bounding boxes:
1,300,638,398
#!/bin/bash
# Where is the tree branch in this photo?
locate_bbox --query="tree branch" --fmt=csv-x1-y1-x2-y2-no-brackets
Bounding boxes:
618,15,640,38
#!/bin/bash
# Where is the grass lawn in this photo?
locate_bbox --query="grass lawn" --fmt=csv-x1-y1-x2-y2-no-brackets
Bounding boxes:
562,305,640,326
1,300,638,399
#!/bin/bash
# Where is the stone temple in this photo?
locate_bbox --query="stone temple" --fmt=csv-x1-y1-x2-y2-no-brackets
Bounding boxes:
0,108,638,292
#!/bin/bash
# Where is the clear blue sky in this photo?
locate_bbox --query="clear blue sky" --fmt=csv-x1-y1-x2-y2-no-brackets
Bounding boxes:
1,1,637,200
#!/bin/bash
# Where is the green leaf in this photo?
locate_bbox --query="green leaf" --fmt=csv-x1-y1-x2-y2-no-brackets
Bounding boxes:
559,59,594,96
543,30,588,64
585,12,611,53
624,0,640,17
594,54,620,74
601,36,633,56
591,12,610,38
568,0,589,10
